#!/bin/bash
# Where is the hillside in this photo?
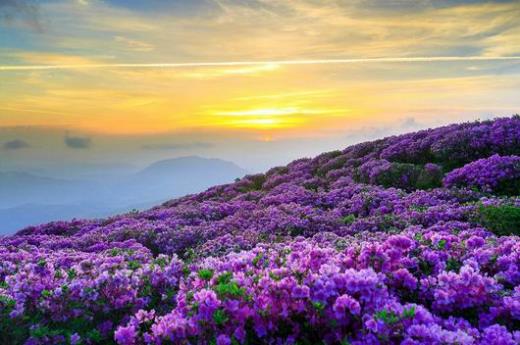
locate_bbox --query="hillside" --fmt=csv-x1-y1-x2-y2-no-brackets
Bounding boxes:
2,116,520,344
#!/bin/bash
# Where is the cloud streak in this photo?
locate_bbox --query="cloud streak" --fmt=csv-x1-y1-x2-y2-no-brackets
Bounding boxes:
64,136,91,149
3,139,30,150
2,56,520,71
0,0,42,31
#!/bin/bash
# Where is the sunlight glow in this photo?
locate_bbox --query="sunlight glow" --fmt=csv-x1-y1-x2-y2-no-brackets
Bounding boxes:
209,108,303,129
213,108,300,117
206,107,337,129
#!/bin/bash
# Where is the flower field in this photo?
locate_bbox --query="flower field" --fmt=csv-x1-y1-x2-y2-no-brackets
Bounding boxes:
2,116,520,344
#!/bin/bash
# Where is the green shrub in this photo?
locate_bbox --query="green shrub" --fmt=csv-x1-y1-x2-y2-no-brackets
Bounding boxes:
238,174,266,192
494,179,520,196
416,166,443,190
198,268,214,281
375,163,421,190
476,204,520,236
341,214,356,225
355,162,442,191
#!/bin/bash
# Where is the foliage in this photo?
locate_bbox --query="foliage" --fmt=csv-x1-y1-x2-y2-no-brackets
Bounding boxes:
476,203,520,236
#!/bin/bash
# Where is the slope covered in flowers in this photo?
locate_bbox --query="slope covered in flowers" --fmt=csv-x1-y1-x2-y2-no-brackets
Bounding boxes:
2,116,520,345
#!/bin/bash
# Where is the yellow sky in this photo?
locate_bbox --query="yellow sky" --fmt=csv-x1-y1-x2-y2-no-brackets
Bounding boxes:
1,0,520,138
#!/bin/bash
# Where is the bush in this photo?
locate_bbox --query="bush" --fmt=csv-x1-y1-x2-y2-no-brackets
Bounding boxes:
376,163,421,190
443,155,520,195
237,174,266,192
355,161,442,191
416,163,443,190
476,204,520,236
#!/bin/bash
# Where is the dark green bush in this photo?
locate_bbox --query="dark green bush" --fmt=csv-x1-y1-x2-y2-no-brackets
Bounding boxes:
416,166,443,190
494,179,520,197
374,163,421,190
476,204,520,236
238,174,266,192
354,162,442,191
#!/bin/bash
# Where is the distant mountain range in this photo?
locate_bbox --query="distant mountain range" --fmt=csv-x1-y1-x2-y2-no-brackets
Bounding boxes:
0,156,247,234
0,171,87,208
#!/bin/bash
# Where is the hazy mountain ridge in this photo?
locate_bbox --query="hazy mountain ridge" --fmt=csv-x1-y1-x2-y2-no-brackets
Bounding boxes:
0,171,87,208
0,156,247,233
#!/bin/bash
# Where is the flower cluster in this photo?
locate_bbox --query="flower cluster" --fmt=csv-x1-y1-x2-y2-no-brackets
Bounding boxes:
113,234,520,345
443,154,520,194
1,116,520,344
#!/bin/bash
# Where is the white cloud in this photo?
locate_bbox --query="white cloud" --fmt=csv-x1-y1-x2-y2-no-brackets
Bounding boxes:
114,36,154,52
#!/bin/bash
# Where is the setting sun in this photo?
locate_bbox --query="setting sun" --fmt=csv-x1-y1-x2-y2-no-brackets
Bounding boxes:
208,107,302,129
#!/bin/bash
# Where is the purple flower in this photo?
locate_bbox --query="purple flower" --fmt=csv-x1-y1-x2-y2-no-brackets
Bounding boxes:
216,334,232,345
333,294,361,318
114,324,137,345
70,333,81,345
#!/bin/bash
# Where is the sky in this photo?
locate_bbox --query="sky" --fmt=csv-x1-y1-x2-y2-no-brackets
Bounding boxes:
1,0,520,173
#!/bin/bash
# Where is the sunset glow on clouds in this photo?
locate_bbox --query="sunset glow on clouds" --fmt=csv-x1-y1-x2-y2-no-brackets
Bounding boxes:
1,0,520,170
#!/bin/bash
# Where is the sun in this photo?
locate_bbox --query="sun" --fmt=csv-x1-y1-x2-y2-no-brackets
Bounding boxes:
208,107,303,129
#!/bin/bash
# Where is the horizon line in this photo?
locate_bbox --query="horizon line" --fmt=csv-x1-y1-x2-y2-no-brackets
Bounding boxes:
2,55,520,71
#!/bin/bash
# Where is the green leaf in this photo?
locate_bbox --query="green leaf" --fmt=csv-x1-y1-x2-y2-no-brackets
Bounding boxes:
41,289,52,298
198,269,214,281
374,309,399,324
312,301,326,311
402,306,416,319
216,272,233,285
127,260,141,270
252,253,263,267
342,215,356,225
213,309,229,326
67,268,77,280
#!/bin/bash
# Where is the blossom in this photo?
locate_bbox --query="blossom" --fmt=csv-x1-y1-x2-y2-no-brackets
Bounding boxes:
114,324,137,345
